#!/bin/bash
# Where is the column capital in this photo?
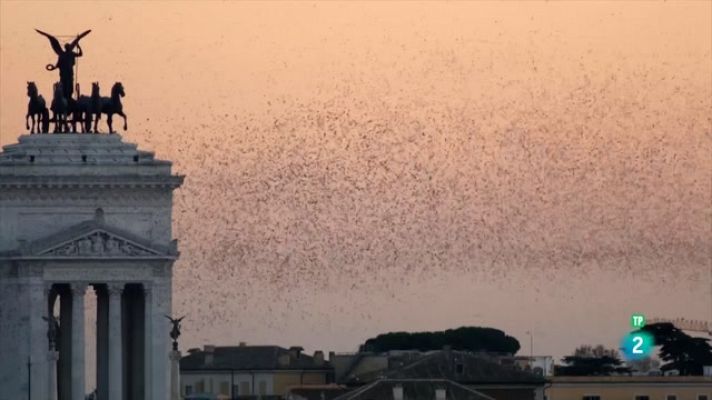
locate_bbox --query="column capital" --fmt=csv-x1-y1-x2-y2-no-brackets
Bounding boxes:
70,283,88,296
107,283,124,296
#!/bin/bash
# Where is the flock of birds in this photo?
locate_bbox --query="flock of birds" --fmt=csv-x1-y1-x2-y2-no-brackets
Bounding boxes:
121,63,710,342
14,30,689,349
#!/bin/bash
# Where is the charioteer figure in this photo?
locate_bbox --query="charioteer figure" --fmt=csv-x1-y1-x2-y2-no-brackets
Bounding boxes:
35,29,91,101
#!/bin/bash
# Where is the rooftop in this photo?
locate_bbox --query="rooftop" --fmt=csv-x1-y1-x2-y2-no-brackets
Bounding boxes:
0,134,182,185
333,379,494,400
343,350,545,385
180,345,332,371
551,376,712,384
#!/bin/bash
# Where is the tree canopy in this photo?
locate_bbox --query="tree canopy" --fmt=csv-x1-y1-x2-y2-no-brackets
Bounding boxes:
641,322,712,376
555,345,631,376
361,326,521,354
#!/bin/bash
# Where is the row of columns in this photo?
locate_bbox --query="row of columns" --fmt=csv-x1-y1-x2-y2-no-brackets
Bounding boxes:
47,282,153,400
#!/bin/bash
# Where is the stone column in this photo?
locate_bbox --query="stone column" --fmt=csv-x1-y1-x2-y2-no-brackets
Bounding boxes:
59,287,73,400
169,350,181,400
96,286,109,400
48,350,59,400
143,284,153,400
107,283,124,400
70,283,87,400
45,283,58,400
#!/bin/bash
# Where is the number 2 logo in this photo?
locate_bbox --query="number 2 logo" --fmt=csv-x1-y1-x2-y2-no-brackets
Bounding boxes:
632,336,644,354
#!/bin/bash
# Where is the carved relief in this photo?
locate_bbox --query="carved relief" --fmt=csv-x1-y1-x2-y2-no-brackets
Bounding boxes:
43,266,154,281
41,231,159,257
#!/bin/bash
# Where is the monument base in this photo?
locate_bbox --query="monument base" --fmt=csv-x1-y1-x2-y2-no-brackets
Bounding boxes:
48,351,58,400
169,350,181,400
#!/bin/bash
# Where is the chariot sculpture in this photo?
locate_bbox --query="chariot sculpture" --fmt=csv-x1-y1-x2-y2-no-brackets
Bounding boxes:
28,29,128,134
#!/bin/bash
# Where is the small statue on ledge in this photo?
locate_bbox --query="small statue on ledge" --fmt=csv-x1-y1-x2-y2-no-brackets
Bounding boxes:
165,315,185,351
42,314,61,351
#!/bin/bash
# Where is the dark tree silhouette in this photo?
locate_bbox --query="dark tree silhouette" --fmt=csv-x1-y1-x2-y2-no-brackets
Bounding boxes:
361,326,521,354
641,322,712,376
555,345,631,376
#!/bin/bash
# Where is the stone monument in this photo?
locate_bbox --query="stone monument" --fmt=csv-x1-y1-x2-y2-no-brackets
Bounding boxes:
0,133,184,400
165,315,184,400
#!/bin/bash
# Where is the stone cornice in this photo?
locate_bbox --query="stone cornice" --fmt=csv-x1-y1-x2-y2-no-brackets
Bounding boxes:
0,175,184,189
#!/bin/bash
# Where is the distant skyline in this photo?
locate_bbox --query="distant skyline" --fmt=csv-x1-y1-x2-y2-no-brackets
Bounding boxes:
1,0,710,374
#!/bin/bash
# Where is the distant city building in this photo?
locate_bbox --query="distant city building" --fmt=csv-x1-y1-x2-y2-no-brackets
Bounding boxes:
332,379,494,400
180,344,333,399
513,356,555,377
332,349,545,400
546,376,712,400
285,384,351,400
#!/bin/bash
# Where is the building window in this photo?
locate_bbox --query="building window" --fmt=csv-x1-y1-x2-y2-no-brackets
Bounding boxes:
196,380,205,393
220,382,229,395
259,381,267,395
232,384,239,396
456,363,464,374
240,382,250,395
185,385,193,396
635,396,650,400
582,396,600,400
667,396,677,400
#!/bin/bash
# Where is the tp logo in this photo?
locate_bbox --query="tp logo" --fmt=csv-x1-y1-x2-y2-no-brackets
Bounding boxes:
622,313,653,360
631,313,646,329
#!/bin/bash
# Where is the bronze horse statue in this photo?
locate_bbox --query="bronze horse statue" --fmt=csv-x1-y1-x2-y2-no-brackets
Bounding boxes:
50,81,69,133
26,82,49,134
76,82,102,133
99,82,127,133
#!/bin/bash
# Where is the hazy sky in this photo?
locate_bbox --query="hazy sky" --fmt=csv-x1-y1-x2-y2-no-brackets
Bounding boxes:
1,0,710,367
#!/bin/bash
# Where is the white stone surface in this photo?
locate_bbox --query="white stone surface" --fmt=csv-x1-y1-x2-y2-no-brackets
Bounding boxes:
71,284,86,400
107,284,122,400
0,133,183,400
169,351,181,400
48,351,59,400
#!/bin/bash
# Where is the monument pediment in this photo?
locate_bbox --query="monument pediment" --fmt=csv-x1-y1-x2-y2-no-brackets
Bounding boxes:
1,210,177,260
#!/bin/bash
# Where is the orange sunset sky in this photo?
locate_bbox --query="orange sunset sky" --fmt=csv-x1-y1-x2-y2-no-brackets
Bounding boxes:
1,0,711,372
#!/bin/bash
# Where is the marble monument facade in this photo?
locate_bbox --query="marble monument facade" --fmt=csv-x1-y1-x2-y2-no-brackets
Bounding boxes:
0,134,184,400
